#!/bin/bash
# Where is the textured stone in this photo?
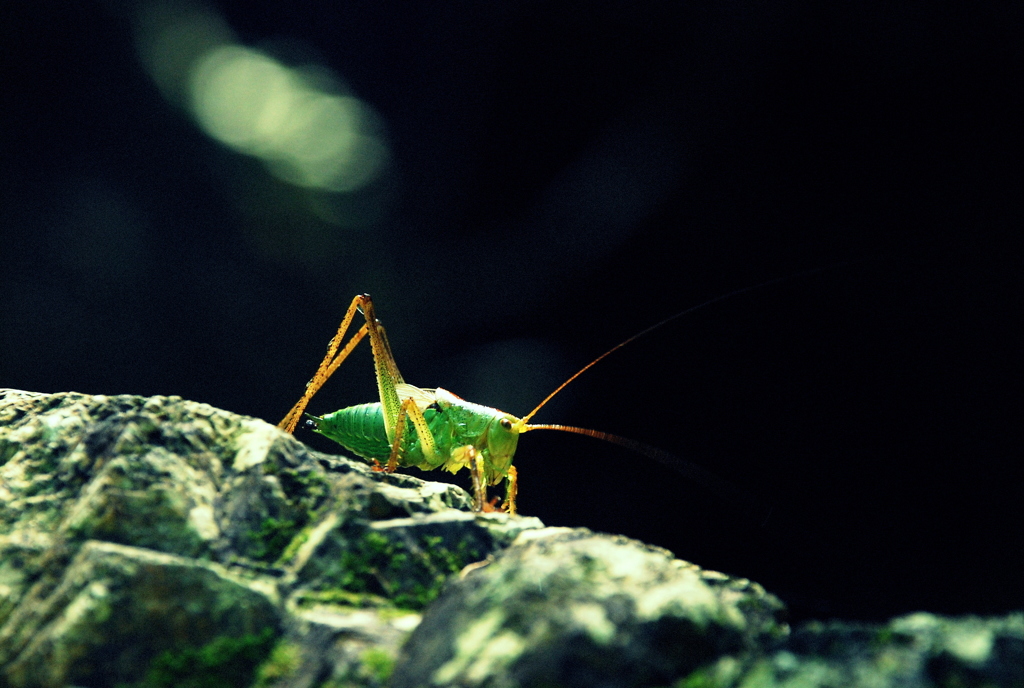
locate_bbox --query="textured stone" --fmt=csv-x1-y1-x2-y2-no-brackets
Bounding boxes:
0,390,534,687
2,390,1020,688
391,527,788,688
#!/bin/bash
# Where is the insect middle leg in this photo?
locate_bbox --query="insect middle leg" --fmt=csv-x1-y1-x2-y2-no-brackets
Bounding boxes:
381,396,438,472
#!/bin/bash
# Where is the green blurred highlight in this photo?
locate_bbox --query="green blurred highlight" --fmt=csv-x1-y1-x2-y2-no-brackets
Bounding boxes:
136,2,388,193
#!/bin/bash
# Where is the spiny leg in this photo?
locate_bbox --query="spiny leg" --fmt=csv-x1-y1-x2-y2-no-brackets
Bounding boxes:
468,447,487,512
355,297,413,447
278,294,371,433
451,446,514,514
501,466,518,516
348,298,446,472
281,295,458,509
382,396,439,473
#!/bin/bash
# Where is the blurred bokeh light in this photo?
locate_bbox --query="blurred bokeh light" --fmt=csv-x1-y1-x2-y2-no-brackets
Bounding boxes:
136,2,387,194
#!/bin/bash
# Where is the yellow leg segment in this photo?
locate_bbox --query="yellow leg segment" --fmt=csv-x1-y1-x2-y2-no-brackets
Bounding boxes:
278,295,371,434
502,466,518,515
384,396,439,472
279,293,410,439
469,447,486,512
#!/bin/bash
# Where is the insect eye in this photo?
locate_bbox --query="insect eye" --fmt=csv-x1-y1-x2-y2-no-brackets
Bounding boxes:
499,418,513,430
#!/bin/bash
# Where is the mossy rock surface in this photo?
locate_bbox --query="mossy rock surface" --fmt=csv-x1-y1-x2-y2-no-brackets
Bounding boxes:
714,613,1024,688
0,390,534,687
1,541,279,687
2,390,1021,687
391,527,788,688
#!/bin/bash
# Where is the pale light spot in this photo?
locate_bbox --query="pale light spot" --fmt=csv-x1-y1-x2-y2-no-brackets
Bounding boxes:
136,3,387,194
465,631,526,683
944,625,994,664
572,602,616,644
187,504,219,540
232,418,276,471
433,608,507,683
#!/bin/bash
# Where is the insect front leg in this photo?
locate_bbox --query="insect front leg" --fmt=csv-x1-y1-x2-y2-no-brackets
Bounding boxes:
501,466,518,516
456,447,516,514
468,447,487,512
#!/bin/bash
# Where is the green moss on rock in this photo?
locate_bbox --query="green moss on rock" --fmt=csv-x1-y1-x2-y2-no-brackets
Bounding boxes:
120,628,277,688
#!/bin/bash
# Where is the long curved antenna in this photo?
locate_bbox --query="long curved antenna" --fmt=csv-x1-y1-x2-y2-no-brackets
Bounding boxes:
524,423,771,521
514,266,832,430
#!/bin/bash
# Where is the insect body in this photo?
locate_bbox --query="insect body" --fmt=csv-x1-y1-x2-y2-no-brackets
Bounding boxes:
309,388,522,512
279,284,792,515
279,295,532,513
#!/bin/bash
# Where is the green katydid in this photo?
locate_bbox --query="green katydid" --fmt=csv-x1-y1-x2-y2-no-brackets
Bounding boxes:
278,293,561,514
278,280,808,515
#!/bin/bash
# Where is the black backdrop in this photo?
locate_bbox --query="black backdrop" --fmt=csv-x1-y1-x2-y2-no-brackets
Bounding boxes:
2,1,1020,622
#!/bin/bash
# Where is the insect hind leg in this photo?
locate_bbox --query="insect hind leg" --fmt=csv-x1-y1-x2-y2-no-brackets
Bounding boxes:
278,295,372,433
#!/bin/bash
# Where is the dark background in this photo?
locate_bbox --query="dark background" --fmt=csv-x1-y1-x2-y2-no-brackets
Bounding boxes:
2,1,1020,623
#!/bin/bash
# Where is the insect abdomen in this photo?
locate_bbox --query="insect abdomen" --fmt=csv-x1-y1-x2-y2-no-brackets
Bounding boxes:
311,402,392,461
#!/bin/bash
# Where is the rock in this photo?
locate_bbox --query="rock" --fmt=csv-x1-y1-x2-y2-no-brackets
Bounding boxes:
722,612,1024,688
1,541,279,688
0,390,540,687
392,534,1024,688
390,527,788,688
2,390,1021,687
